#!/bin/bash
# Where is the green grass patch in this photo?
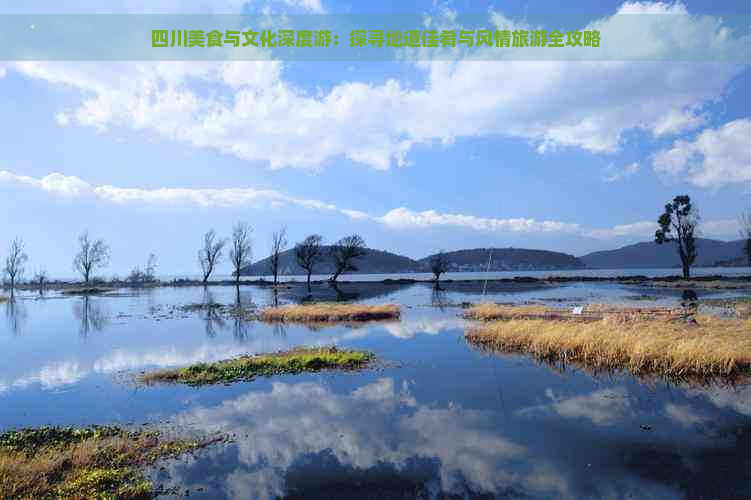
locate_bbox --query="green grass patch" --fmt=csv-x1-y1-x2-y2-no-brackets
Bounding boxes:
141,347,375,386
0,425,205,499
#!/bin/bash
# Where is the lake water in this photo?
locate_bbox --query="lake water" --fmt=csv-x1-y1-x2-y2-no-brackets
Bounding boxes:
165,266,751,283
2,279,751,498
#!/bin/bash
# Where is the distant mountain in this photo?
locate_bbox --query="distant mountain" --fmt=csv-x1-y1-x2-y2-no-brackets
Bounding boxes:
240,246,422,276
420,248,585,271
579,238,746,269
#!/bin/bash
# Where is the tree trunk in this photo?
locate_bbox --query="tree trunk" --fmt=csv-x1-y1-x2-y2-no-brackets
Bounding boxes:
682,262,690,279
306,271,312,293
330,270,341,283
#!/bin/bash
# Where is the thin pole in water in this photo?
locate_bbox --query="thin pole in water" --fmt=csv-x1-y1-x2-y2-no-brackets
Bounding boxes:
482,248,493,297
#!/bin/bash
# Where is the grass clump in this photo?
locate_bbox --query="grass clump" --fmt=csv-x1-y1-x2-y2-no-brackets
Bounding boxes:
141,347,374,385
0,425,204,499
259,303,400,323
466,314,751,381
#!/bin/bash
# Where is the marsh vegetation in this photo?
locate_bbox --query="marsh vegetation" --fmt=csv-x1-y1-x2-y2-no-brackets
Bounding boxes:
259,302,400,323
0,425,204,499
140,347,374,385
466,307,751,380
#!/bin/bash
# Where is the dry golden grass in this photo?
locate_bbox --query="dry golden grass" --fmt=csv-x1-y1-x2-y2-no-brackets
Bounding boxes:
0,296,7,304
466,314,751,380
259,303,400,323
463,303,680,322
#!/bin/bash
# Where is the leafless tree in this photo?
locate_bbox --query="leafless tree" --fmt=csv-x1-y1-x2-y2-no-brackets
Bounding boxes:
4,237,28,295
294,234,323,292
128,253,158,284
33,269,48,293
198,229,226,285
229,222,252,288
329,234,366,283
73,233,110,284
269,227,288,286
742,210,751,265
429,251,450,283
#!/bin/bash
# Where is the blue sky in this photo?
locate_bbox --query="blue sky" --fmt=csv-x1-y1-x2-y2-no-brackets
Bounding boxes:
1,0,750,277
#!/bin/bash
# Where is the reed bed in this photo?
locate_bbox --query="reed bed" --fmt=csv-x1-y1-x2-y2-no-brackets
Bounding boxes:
140,347,374,385
259,303,400,323
0,426,203,499
466,314,751,380
463,303,681,323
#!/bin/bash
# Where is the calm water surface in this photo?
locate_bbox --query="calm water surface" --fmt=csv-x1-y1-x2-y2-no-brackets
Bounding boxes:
2,279,751,499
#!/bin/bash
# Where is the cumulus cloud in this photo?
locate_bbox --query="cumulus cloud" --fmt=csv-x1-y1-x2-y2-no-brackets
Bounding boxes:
1,3,747,170
653,118,751,188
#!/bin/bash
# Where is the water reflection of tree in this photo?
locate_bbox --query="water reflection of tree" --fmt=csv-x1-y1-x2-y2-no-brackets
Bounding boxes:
201,288,227,339
4,298,26,336
74,296,108,337
431,285,448,311
232,288,252,342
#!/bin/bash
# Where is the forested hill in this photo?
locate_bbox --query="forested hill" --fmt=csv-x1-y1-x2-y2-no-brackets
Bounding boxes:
579,238,746,269
420,248,585,271
240,246,422,276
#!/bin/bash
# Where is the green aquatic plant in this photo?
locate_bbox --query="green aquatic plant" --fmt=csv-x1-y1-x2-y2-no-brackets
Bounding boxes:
141,347,375,385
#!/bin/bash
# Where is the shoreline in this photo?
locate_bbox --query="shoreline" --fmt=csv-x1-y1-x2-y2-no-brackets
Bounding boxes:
4,273,750,293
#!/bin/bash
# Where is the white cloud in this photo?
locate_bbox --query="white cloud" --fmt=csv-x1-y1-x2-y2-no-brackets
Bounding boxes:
0,170,344,213
1,170,741,241
377,207,583,234
702,219,741,236
664,402,708,428
1,3,747,171
519,387,631,426
603,162,640,182
653,118,751,188
586,221,657,239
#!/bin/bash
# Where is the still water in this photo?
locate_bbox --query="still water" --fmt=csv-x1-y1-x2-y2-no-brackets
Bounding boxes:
2,279,751,499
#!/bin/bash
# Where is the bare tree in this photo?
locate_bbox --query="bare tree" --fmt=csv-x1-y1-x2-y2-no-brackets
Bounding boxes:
742,210,751,265
655,195,699,279
128,253,158,284
229,222,252,288
4,238,29,295
198,229,226,285
329,234,366,283
429,251,450,283
73,233,110,284
294,234,323,292
269,227,288,286
33,269,48,293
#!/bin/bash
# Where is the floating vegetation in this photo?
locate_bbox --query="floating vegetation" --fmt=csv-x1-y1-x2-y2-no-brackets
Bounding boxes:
259,303,400,323
140,347,375,386
0,425,206,499
466,312,751,381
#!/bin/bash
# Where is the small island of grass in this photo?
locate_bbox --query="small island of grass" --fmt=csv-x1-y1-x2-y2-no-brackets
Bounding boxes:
0,425,205,499
465,308,751,381
140,347,374,385
259,303,400,324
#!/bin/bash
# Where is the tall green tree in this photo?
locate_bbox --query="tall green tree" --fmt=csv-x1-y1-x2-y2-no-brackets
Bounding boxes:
655,195,699,279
